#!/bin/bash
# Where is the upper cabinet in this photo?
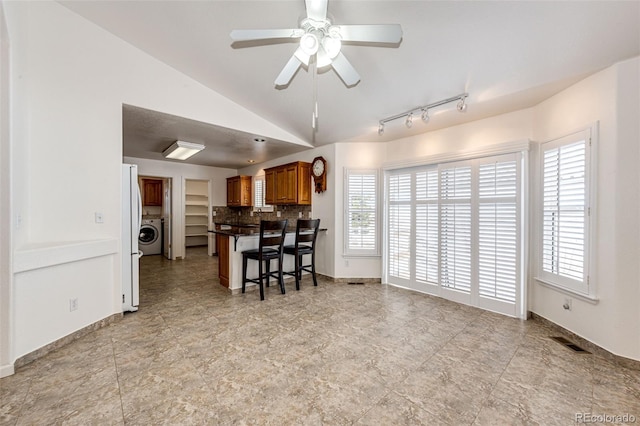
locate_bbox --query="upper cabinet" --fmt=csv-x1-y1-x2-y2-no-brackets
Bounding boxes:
226,175,253,207
264,161,311,205
142,178,163,206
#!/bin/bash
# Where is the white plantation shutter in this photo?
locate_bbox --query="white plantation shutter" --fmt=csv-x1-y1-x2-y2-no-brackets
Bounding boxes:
345,170,379,255
387,173,412,280
415,169,439,284
254,178,264,207
385,151,525,317
539,129,591,294
388,204,411,280
478,158,519,303
439,165,472,293
253,176,273,211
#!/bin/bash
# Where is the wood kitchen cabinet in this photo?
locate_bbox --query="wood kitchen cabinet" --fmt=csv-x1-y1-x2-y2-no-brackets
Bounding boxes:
264,161,311,205
142,179,163,206
216,233,230,287
226,176,252,207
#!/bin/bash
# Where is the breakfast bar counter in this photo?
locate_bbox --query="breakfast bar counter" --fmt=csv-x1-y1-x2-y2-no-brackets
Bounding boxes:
209,223,324,291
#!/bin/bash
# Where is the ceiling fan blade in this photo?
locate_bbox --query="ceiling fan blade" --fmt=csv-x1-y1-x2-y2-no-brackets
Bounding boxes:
230,28,303,41
275,54,303,87
305,0,328,21
331,52,360,87
337,24,403,44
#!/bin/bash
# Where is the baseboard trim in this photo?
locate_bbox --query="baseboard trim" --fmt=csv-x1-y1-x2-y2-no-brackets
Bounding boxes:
0,363,15,378
530,312,640,371
318,274,381,284
13,312,123,371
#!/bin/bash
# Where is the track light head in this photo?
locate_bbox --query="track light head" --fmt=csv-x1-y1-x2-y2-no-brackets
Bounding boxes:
378,122,384,136
421,109,429,123
405,113,413,128
457,97,467,112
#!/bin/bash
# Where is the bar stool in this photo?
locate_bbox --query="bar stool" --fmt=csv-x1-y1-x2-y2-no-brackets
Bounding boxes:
241,219,288,301
283,219,321,290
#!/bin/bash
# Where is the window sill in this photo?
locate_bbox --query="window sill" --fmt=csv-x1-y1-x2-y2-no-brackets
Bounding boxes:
534,277,599,305
343,253,381,259
252,207,274,213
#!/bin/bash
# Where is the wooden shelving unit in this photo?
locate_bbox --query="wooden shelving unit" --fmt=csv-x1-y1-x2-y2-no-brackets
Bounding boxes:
185,179,209,247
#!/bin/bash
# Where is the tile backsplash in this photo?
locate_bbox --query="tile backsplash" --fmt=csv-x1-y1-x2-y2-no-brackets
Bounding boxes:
212,205,312,226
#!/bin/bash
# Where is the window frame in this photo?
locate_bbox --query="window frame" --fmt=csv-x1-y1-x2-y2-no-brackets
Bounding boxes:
535,125,596,298
343,168,381,257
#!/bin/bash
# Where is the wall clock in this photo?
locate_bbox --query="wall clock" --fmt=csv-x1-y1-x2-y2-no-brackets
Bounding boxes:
311,156,327,193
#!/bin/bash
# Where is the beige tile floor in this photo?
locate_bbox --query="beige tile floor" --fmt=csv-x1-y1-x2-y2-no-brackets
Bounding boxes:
2,247,639,425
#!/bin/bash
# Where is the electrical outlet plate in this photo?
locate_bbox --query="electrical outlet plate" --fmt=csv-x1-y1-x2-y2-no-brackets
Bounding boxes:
69,298,78,311
563,298,572,311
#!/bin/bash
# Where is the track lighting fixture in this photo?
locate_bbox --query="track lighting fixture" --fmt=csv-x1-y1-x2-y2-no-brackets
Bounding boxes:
457,96,467,112
421,109,429,123
405,113,413,128
377,93,468,135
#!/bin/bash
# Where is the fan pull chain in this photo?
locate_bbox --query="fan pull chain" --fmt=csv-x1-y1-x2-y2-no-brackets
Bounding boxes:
312,60,318,130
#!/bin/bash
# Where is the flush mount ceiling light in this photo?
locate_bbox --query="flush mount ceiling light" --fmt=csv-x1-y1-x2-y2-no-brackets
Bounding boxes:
162,141,205,160
378,93,468,135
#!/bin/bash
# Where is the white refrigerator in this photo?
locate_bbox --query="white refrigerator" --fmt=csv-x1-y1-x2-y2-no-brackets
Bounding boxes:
122,163,142,312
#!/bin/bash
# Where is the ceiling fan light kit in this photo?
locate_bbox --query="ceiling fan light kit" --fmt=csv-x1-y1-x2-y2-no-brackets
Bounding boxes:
230,0,403,88
378,93,469,136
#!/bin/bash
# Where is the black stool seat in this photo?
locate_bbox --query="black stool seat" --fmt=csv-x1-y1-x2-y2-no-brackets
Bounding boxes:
283,244,312,253
243,247,280,256
283,219,321,290
242,219,288,300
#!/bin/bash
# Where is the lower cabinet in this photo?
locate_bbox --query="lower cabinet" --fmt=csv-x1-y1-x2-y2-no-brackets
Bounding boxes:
217,233,229,287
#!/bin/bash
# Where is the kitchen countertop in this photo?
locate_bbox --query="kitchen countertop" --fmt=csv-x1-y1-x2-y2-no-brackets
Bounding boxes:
209,224,326,237
209,223,326,251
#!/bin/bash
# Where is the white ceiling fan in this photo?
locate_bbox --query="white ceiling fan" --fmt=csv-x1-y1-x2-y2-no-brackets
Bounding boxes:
230,0,403,88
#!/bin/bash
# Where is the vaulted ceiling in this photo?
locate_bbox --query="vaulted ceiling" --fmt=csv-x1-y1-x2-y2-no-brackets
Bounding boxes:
61,1,640,168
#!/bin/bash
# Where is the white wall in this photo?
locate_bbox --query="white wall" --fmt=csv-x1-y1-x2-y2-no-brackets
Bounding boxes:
0,1,12,376
3,1,307,365
125,156,236,259
383,108,534,166
530,57,640,360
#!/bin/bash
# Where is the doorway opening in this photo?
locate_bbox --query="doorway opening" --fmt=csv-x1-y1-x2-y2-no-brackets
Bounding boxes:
184,179,210,257
139,175,173,260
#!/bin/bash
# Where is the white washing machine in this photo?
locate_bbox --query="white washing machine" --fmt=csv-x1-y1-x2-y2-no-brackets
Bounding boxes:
139,218,162,255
